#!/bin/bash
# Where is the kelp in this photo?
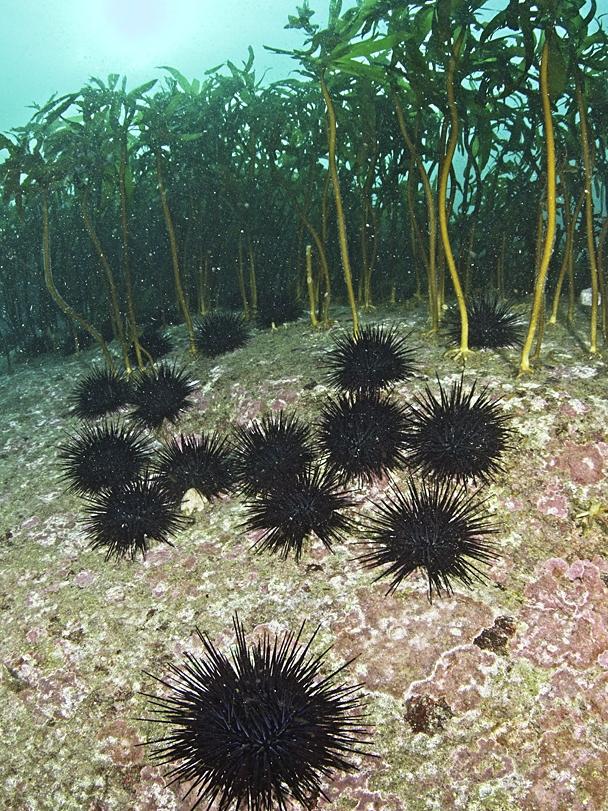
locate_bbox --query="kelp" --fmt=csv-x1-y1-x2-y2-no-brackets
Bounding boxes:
0,0,606,371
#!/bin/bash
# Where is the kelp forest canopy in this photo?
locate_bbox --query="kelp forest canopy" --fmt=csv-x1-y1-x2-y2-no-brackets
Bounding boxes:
0,0,606,375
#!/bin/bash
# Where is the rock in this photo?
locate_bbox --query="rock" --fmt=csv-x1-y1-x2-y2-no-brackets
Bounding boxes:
579,288,602,306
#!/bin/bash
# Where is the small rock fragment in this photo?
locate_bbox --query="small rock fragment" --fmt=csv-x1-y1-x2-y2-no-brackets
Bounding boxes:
404,694,453,734
181,488,207,515
474,615,517,655
305,563,324,574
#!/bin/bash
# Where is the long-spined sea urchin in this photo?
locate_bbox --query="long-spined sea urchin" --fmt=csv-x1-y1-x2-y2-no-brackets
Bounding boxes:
84,474,184,560
404,377,514,485
58,421,152,495
135,326,173,362
326,324,417,394
447,295,524,350
154,432,235,503
196,311,251,358
129,363,196,430
142,615,370,811
232,411,315,496
68,366,131,420
360,478,498,601
317,392,409,484
243,466,354,561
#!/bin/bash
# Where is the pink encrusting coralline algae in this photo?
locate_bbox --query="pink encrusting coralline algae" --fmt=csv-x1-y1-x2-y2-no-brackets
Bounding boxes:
1,310,607,810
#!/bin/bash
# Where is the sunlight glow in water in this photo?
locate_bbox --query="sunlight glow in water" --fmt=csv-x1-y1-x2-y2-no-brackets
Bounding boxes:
102,0,168,38
77,0,208,70
1,0,301,131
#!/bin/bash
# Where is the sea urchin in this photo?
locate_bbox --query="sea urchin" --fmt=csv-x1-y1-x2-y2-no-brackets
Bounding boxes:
68,366,131,420
232,411,315,496
256,285,303,329
404,377,514,485
135,326,173,362
58,421,152,495
360,478,498,600
154,432,235,503
129,363,196,429
317,392,409,484
243,466,354,561
142,616,369,811
447,295,524,350
326,324,417,393
196,311,251,358
84,474,184,560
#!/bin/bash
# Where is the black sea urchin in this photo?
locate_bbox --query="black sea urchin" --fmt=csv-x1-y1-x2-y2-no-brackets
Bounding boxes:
405,377,513,485
143,616,369,811
58,421,152,495
233,411,315,496
68,367,131,420
137,326,173,362
326,325,416,393
447,296,524,350
154,433,235,503
196,311,251,358
360,479,498,600
256,285,303,329
84,474,184,560
129,364,196,429
243,467,354,560
317,392,409,484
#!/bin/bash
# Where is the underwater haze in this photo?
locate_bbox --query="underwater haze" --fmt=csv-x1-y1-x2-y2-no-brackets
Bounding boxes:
1,1,608,810
0,0,344,132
